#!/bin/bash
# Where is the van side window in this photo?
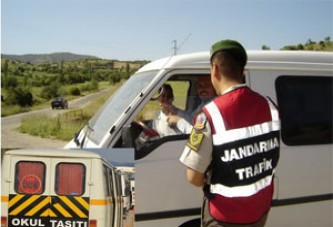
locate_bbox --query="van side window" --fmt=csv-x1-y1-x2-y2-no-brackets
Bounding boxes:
276,76,333,145
136,80,190,122
56,163,85,196
15,161,45,194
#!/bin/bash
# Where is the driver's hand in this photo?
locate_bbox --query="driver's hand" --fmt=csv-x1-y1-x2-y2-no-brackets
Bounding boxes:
167,115,182,128
161,104,177,115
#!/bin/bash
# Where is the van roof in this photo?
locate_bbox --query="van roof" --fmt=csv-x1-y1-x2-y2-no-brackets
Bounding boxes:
138,50,333,72
3,148,103,159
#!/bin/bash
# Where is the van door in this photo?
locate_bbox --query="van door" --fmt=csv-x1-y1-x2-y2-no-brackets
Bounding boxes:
114,170,124,226
103,164,116,227
135,139,203,226
50,159,91,227
7,156,51,227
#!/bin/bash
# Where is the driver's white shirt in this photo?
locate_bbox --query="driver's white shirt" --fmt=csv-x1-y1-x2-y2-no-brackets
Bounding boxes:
152,110,182,137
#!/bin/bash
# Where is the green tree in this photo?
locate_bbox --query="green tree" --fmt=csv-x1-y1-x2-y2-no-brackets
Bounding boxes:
15,87,33,107
70,86,81,96
2,75,18,88
297,44,304,50
261,45,271,50
6,87,33,107
109,71,121,84
2,59,9,75
40,81,60,99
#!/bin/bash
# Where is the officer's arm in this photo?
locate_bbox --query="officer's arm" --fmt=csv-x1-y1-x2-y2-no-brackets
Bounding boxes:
186,167,205,187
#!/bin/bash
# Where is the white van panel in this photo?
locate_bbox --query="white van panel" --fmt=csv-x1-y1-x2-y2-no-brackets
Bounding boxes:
267,200,333,226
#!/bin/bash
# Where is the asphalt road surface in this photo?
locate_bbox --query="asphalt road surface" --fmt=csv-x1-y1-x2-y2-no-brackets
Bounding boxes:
1,89,111,149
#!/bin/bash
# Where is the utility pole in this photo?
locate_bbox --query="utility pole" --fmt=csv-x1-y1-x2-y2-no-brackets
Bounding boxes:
172,40,178,55
172,33,192,56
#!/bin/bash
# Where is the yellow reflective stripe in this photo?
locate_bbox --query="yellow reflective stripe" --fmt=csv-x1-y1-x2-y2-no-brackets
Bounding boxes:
25,196,50,216
54,203,72,218
74,196,89,210
1,196,9,202
49,209,57,217
8,194,24,208
90,199,107,205
9,195,39,215
90,199,113,205
40,208,57,217
59,196,87,218
40,208,49,217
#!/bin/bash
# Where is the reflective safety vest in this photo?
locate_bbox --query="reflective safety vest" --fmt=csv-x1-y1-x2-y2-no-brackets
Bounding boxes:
202,87,280,224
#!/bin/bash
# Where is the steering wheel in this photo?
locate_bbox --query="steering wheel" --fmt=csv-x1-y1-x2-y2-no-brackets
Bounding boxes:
132,121,160,152
133,121,159,138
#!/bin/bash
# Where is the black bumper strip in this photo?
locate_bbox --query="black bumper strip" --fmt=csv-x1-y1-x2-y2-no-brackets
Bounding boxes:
135,193,333,222
135,208,201,222
271,193,333,207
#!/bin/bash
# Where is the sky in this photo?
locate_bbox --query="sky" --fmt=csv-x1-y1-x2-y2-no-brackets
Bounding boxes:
1,0,333,61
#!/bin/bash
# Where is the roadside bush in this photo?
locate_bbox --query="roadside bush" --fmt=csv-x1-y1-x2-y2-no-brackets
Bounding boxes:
5,87,33,107
70,86,81,96
57,86,69,97
80,81,99,92
2,75,18,88
40,82,60,99
109,72,121,84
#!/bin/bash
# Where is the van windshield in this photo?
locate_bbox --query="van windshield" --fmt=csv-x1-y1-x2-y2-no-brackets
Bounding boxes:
88,70,158,144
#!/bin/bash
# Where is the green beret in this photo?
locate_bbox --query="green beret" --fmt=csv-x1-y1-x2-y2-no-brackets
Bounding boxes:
210,39,247,67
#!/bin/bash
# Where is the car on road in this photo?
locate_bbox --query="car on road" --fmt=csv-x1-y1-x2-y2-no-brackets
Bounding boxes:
51,97,68,109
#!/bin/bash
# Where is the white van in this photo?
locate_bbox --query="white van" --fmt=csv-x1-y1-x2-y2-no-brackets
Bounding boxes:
66,50,333,226
1,149,124,227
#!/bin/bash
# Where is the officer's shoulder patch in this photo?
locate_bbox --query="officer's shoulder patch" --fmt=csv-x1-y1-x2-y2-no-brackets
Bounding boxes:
194,113,207,130
187,129,204,152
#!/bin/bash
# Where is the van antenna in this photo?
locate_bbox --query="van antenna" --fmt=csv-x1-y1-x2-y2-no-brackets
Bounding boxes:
172,33,192,55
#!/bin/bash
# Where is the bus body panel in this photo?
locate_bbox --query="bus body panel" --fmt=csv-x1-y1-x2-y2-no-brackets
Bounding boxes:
1,149,124,227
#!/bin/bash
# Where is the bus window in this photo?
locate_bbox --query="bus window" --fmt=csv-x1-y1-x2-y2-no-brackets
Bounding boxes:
15,161,45,194
56,163,85,196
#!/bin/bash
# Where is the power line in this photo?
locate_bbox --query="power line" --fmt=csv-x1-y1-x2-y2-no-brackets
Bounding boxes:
172,33,192,55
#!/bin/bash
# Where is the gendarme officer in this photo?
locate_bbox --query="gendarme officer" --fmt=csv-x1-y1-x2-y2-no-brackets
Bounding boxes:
179,39,281,227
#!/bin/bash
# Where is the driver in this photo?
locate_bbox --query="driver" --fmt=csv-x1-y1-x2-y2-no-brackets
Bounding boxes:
152,84,182,137
167,76,216,133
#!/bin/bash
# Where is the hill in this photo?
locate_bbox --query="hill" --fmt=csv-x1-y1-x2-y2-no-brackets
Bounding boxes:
1,52,99,64
280,37,333,51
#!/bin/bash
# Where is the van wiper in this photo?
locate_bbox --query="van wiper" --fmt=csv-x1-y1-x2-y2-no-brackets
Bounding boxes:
87,123,95,132
74,123,94,147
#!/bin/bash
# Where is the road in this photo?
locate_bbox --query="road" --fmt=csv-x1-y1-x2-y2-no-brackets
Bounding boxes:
1,89,111,149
